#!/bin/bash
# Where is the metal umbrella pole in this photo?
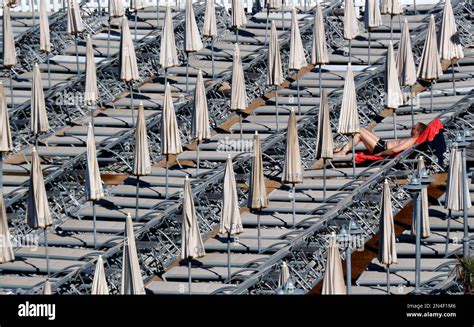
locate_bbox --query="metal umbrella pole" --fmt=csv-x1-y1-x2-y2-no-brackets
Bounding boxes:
134,10,138,41
211,36,215,79
393,110,398,140
430,80,434,113
165,154,169,198
31,0,36,28
346,244,352,294
318,64,322,102
296,70,301,116
239,112,243,141
188,258,192,295
451,59,456,96
235,27,239,44
107,21,111,58
444,209,451,257
129,81,135,126
292,183,296,226
390,15,393,42
410,89,415,127
44,228,50,278
386,264,390,294
74,36,80,76
46,54,52,88
227,231,232,281
368,29,371,65
281,3,284,32
348,39,352,64
257,209,261,253
196,140,200,175
9,70,15,112
323,158,327,201
0,153,3,190
461,145,470,259
264,7,269,45
185,52,189,93
414,186,422,293
92,199,97,249
135,175,140,222
275,87,279,132
352,134,356,178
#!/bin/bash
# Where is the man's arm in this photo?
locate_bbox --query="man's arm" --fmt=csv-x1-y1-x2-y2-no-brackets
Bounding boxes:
374,139,416,157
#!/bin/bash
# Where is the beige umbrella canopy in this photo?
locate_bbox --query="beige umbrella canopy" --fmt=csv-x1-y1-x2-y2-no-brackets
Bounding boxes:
160,6,179,69
192,70,211,142
312,3,329,66
289,8,307,71
379,180,398,265
110,0,125,18
337,63,359,135
396,19,417,87
281,109,303,185
3,6,17,68
31,63,50,136
67,0,84,35
85,124,104,201
411,158,431,238
43,280,52,295
121,213,145,295
445,148,471,212
85,36,99,105
278,261,290,288
220,155,244,235
248,132,268,210
27,147,53,229
385,41,403,109
231,0,247,28
230,44,247,112
439,0,464,61
417,15,442,81
315,89,334,160
267,21,284,86
130,0,145,11
120,17,140,82
185,0,203,52
202,0,217,38
381,0,403,15
161,83,183,156
181,176,206,260
39,0,51,53
364,0,382,29
0,193,14,263
91,255,109,295
133,103,152,176
322,235,347,295
343,0,360,40
267,0,282,8
0,82,12,152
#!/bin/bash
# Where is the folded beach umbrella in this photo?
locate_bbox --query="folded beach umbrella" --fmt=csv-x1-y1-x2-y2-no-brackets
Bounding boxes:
130,0,146,41
31,63,49,144
106,0,125,58
202,0,217,78
121,213,145,295
184,0,203,93
381,0,403,41
230,43,248,139
322,235,346,295
278,261,290,288
192,70,211,174
343,0,360,63
378,179,398,294
85,36,99,108
67,0,84,75
160,6,179,85
92,255,109,295
363,0,382,64
0,193,14,263
385,41,403,140
267,21,284,132
39,0,52,87
315,89,333,201
231,0,247,43
312,3,329,96
43,280,52,295
3,6,17,111
289,7,306,115
264,0,282,44
181,176,206,294
410,157,431,239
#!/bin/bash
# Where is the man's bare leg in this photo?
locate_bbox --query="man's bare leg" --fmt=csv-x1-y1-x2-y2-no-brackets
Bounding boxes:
334,128,380,156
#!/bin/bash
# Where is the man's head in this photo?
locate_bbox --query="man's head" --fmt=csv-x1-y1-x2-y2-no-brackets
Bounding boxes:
411,122,427,138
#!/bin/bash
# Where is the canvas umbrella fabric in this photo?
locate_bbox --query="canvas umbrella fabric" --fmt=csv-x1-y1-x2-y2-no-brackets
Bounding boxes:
39,0,52,88
121,213,145,294
120,17,140,126
202,0,217,78
312,2,329,97
161,83,183,198
86,123,104,249
385,41,403,140
31,63,49,146
281,109,303,226
133,102,152,220
439,0,464,95
160,6,179,85
220,154,244,281
0,81,12,189
417,15,442,113
230,43,247,140
267,21,284,132
91,255,109,295
363,0,382,65
315,89,333,201
247,131,268,253
378,179,398,294
337,63,360,178
444,147,471,256
107,0,125,58
3,6,17,112
264,0,281,45
67,0,84,76
231,0,247,44
289,7,307,115
184,0,203,93
192,70,211,175
85,35,99,122
43,279,52,294
0,193,14,263
343,0,360,63
181,176,206,294
322,234,346,295
381,0,403,41
27,147,53,277
411,157,431,239
396,19,417,126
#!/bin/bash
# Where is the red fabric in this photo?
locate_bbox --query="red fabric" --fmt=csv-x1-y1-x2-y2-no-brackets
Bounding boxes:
416,118,444,145
355,152,384,163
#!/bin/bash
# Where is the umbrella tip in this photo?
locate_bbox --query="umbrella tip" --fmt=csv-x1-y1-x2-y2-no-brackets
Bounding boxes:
384,179,388,184
139,101,144,106
32,146,37,152
185,175,189,180
227,153,231,159
255,130,258,135
127,212,132,219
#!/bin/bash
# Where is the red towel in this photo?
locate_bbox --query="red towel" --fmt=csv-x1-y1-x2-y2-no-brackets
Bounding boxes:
355,152,384,163
416,118,444,144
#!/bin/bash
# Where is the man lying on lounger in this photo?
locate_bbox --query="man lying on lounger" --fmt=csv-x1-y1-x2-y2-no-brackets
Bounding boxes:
334,122,427,158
